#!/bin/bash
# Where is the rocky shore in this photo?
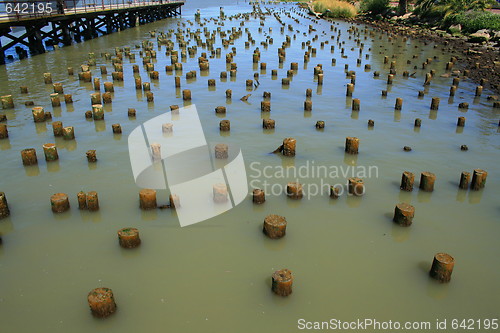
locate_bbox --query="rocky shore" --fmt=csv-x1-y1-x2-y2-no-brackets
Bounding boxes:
298,2,500,96
352,16,500,96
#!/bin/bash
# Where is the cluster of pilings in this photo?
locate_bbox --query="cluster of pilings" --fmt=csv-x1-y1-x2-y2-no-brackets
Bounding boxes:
0,1,496,315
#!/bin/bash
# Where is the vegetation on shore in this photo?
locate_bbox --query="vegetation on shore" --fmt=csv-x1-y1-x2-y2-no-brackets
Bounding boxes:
304,0,499,36
312,0,358,18
444,10,500,33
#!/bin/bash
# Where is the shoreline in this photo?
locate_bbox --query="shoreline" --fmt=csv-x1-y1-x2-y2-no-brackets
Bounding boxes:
351,17,500,97
297,1,499,97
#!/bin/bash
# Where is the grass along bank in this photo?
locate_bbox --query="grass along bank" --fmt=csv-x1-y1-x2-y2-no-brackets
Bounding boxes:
311,0,358,18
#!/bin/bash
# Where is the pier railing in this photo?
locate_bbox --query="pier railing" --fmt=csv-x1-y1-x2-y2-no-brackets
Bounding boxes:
0,0,179,22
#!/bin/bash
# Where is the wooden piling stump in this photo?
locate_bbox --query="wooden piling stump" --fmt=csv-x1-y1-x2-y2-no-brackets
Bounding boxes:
263,214,287,239
50,93,60,107
51,193,69,213
182,89,191,101
419,172,436,192
91,93,101,105
286,182,303,199
92,104,104,120
86,150,97,163
21,148,37,166
87,288,116,318
213,106,226,115
475,86,483,97
395,98,403,110
213,183,228,203
263,119,275,129
219,120,230,131
118,228,141,248
261,101,271,112
77,191,87,210
429,253,455,283
215,143,228,159
352,98,360,111
330,186,340,199
282,138,296,156
393,203,415,226
139,189,157,210
430,97,440,110
470,169,487,190
345,137,359,154
253,189,265,204
43,143,59,161
0,192,9,219
387,74,394,85
0,124,7,139
272,269,293,296
31,107,46,123
169,194,180,209
315,121,325,129
104,82,114,92
151,143,161,162
457,117,466,127
459,172,470,190
87,191,99,211
400,171,414,191
63,126,75,140
43,73,52,84
162,123,173,134
450,85,457,96
414,118,422,127
346,83,354,96
102,92,113,103
348,177,364,196
112,124,122,134
53,83,63,94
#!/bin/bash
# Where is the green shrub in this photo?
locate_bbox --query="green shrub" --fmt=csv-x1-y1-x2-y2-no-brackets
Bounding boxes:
414,0,496,20
360,0,390,15
444,11,500,33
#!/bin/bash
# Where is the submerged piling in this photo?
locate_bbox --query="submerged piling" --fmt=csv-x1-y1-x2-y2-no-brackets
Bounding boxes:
286,182,303,199
393,203,415,226
459,172,470,189
272,269,293,296
419,172,436,192
21,148,38,165
139,189,157,210
400,171,414,191
43,143,58,161
118,228,141,248
0,192,10,219
429,253,455,283
345,137,359,154
470,169,487,190
263,214,287,239
87,288,116,318
50,193,70,213
0,124,8,139
253,189,265,204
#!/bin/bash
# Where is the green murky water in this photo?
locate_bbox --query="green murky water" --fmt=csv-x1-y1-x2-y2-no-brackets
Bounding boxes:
0,1,499,332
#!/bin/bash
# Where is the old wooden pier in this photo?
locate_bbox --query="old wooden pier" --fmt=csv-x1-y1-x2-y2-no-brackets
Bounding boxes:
0,0,184,63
